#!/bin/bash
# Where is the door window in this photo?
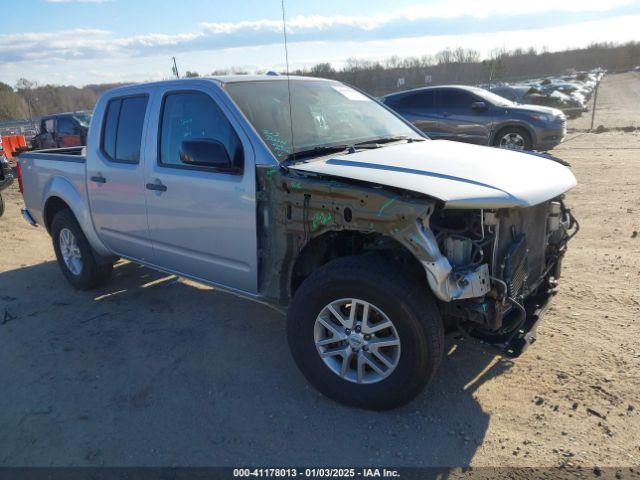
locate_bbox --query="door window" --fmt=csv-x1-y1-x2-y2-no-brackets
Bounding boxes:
57,117,77,135
101,95,149,163
44,119,54,133
159,91,243,170
440,89,478,109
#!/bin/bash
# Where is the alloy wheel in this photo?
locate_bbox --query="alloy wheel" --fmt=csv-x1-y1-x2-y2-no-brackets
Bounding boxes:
59,227,83,276
313,298,401,384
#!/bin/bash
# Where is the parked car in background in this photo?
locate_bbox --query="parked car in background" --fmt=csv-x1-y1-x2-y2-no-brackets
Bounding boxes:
486,68,604,118
382,85,566,151
31,112,92,150
489,85,586,118
18,76,578,409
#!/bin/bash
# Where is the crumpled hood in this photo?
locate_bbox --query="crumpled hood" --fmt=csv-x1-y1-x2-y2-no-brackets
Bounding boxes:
289,140,577,209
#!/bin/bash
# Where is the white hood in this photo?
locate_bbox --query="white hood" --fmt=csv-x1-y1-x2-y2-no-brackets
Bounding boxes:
290,140,577,209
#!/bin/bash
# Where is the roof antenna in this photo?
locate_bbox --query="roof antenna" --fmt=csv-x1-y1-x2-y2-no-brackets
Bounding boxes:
281,0,295,162
172,56,180,78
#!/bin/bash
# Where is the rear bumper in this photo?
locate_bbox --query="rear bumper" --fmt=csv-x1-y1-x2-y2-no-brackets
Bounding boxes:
21,208,38,226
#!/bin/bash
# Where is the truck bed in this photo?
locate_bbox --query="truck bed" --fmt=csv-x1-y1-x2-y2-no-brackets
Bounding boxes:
19,146,88,228
20,146,86,163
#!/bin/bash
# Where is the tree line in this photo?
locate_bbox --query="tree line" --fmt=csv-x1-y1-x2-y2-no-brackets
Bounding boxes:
0,80,126,123
1,41,638,122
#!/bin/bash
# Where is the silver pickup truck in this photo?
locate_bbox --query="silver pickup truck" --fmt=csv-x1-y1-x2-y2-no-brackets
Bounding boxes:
18,76,578,410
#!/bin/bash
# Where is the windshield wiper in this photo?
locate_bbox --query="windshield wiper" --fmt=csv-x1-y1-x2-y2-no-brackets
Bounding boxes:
284,145,351,164
353,135,423,147
283,136,423,165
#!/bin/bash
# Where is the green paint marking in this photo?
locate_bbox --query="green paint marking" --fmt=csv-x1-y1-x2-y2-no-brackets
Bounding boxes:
377,196,399,217
290,181,302,189
266,167,278,180
311,212,333,231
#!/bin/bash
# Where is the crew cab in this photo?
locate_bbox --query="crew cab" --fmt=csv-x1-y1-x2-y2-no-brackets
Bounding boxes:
18,76,578,410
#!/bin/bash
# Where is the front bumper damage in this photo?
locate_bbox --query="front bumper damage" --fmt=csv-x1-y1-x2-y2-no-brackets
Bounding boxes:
401,201,577,359
468,277,557,358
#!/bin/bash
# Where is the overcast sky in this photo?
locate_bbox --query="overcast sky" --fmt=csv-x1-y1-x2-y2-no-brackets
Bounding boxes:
1,0,639,86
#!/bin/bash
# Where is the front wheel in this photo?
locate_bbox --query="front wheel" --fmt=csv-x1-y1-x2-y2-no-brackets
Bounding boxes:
51,209,113,290
287,256,444,410
494,127,532,151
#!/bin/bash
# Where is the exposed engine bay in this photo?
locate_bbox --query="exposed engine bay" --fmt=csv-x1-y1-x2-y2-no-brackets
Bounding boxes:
432,198,579,356
255,163,578,358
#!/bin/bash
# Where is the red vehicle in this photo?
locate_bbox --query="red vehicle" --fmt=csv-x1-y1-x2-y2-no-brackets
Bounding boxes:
31,112,92,150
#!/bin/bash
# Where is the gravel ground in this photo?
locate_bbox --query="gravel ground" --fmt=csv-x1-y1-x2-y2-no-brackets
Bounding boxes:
0,73,638,468
569,71,640,132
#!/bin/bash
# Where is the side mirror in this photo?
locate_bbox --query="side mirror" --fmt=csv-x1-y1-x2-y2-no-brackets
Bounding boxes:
179,139,233,169
471,101,487,112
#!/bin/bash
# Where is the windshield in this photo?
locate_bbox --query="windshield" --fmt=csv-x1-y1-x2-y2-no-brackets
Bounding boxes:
73,112,92,128
472,88,516,107
225,79,422,161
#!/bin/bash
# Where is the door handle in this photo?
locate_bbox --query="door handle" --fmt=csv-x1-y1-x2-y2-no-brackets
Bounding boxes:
90,175,106,184
146,182,167,192
442,111,451,117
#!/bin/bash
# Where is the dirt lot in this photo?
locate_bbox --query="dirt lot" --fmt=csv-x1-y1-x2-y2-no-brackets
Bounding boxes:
1,73,639,468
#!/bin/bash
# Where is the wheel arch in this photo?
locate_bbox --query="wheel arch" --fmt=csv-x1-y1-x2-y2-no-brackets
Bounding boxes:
289,229,426,299
41,176,111,257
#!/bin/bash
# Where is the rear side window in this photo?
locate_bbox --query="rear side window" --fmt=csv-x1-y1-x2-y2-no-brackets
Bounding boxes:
101,95,148,163
389,90,436,110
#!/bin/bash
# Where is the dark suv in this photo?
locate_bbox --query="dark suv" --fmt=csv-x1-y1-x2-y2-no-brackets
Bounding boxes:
382,85,566,151
31,112,92,151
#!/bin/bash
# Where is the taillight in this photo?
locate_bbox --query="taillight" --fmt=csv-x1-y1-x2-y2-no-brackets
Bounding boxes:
16,160,23,194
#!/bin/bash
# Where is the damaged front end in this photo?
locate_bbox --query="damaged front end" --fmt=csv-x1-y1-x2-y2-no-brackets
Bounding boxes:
256,164,577,358
429,200,579,357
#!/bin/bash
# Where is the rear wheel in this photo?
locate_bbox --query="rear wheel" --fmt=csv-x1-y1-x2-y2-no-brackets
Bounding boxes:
51,209,113,290
287,256,444,410
494,127,532,151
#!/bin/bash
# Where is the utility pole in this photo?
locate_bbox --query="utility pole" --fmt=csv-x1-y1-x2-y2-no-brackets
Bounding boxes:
590,81,599,132
172,57,180,79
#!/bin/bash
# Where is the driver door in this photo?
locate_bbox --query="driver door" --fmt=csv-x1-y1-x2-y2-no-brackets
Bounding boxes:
143,84,258,294
437,89,492,145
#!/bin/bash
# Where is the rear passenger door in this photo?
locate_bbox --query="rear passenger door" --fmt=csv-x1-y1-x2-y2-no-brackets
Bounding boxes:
143,84,258,294
87,93,155,262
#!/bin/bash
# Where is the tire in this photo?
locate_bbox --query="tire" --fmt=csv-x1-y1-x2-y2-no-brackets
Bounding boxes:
287,255,444,410
494,126,532,151
0,193,4,217
51,208,113,290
